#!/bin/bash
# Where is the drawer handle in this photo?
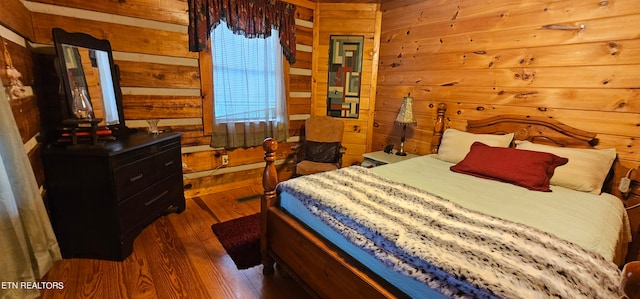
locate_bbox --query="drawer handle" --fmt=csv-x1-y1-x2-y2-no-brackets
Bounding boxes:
164,161,174,167
145,190,169,206
130,173,144,182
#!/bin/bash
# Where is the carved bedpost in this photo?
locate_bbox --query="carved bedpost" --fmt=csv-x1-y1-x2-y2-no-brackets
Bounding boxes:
621,261,640,299
430,103,447,154
261,138,278,275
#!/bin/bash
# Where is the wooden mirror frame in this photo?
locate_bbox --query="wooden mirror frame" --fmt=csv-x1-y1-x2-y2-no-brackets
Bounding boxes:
52,28,127,134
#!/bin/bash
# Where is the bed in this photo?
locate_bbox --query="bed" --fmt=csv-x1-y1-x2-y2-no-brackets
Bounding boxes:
260,103,637,298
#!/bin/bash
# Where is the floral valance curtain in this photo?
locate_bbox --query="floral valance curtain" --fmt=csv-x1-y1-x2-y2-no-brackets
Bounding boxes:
188,0,297,65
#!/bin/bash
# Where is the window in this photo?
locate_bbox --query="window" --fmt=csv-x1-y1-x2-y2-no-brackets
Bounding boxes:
203,21,288,148
210,22,286,123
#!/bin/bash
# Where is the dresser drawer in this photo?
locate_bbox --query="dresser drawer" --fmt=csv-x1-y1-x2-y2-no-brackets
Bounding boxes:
155,147,182,179
118,174,182,235
114,155,156,201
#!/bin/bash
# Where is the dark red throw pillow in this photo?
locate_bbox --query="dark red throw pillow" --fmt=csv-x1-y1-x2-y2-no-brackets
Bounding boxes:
450,142,569,192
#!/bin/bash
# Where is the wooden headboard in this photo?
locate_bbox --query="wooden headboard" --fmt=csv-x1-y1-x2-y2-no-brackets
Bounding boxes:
429,103,634,200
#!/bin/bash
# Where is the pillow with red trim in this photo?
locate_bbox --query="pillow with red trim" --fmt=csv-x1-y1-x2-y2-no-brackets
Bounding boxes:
450,142,569,192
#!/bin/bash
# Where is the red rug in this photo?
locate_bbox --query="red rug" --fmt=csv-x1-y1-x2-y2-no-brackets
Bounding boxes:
211,213,261,270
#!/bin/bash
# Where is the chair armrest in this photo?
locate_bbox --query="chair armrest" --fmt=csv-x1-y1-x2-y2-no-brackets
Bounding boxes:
292,143,303,163
336,146,347,168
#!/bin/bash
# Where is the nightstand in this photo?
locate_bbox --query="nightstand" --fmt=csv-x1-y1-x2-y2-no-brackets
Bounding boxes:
361,151,419,167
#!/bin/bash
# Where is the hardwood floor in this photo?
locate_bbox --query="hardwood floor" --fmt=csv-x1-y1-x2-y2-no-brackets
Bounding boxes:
36,181,640,298
39,185,309,298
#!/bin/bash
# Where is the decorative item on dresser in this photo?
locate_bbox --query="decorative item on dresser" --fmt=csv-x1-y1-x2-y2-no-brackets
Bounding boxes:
260,102,639,298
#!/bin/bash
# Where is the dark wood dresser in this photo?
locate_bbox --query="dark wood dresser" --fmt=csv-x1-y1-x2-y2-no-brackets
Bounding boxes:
42,132,185,261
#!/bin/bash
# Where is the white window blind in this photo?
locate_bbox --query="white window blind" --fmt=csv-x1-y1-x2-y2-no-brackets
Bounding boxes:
211,22,285,123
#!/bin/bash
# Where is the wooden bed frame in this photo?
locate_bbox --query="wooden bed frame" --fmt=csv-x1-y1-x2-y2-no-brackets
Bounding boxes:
260,103,637,298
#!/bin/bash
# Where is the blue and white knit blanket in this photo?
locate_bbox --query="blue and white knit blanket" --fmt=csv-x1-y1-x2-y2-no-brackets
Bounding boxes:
277,166,621,298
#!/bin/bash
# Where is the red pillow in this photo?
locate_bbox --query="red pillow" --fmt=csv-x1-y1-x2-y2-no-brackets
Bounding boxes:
450,142,569,192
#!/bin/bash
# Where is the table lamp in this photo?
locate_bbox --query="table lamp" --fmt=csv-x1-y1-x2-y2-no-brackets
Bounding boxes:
394,94,417,156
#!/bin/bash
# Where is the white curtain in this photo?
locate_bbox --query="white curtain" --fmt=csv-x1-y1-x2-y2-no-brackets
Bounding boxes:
210,22,288,148
0,81,61,298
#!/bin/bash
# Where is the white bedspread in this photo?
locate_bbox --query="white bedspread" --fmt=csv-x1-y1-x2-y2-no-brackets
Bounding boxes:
371,154,630,262
278,164,624,298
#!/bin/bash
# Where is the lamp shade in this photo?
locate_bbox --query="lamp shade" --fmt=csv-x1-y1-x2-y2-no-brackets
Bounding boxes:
395,95,417,124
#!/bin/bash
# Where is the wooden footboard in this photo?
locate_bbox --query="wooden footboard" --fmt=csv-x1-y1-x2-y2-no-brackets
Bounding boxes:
260,139,405,298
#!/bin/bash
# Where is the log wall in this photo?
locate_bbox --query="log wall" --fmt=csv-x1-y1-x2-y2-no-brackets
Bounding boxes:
24,0,316,198
0,0,45,188
374,0,640,170
313,3,382,166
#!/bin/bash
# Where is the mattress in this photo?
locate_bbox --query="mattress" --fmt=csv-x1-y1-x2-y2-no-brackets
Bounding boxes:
278,154,630,297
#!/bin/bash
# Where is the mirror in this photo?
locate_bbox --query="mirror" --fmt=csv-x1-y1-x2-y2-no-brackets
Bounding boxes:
52,28,126,133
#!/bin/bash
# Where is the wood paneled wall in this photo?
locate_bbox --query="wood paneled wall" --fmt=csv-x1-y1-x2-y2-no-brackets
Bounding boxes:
24,0,316,198
314,3,381,166
374,0,640,170
0,0,45,187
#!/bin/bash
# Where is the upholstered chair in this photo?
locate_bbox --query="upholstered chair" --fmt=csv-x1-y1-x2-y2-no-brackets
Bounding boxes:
293,116,346,176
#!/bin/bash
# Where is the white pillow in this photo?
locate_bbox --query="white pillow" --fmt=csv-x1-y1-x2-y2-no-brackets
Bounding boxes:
436,128,514,163
515,141,616,194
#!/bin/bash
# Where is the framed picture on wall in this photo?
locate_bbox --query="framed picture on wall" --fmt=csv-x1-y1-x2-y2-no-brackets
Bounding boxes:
326,35,364,118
